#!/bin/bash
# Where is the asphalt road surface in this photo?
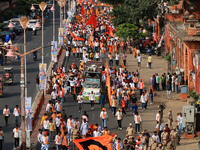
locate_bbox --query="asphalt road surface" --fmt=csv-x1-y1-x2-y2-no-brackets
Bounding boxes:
0,4,60,149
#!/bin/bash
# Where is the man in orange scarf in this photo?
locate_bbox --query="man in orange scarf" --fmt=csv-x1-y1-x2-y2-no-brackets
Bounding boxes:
13,105,20,125
100,108,108,129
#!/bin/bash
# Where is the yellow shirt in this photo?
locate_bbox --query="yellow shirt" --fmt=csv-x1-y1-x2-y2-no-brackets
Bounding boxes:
148,56,152,63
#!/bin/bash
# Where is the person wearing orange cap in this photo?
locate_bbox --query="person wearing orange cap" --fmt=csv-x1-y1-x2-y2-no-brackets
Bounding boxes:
115,108,123,130
100,108,108,129
77,92,83,112
138,79,145,96
41,131,49,150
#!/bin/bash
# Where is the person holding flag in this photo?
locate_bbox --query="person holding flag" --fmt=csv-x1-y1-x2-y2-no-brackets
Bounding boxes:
13,105,20,125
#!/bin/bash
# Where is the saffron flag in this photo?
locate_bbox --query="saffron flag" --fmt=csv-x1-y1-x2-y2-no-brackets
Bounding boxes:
73,135,114,150
86,11,97,28
69,31,85,41
106,60,112,106
119,58,126,69
81,5,84,15
89,0,93,4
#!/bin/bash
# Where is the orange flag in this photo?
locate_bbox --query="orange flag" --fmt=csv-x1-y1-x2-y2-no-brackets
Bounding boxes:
96,8,99,17
119,58,126,69
106,60,112,106
89,0,93,4
73,134,115,150
86,11,97,28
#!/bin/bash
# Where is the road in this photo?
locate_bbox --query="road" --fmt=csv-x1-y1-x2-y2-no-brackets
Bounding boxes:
0,4,60,149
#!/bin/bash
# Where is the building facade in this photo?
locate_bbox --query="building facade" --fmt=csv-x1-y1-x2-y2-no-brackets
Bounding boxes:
165,0,200,93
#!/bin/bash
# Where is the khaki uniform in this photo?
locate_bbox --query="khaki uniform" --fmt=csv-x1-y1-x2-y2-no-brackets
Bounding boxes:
168,112,173,129
166,140,173,150
150,141,158,150
141,135,147,150
156,148,162,150
71,128,79,139
161,132,168,147
126,127,135,139
170,130,178,150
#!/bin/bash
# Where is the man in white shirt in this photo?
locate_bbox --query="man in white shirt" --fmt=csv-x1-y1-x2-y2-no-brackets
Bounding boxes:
12,125,20,149
55,100,62,113
80,119,89,136
151,131,160,143
54,132,62,150
43,117,50,132
115,108,123,130
67,115,74,141
51,89,57,105
77,92,83,112
113,138,123,150
13,105,20,125
37,129,43,149
3,105,10,126
137,54,142,68
140,92,147,110
134,112,142,133
93,127,101,137
100,108,108,129
89,91,95,109
41,131,49,150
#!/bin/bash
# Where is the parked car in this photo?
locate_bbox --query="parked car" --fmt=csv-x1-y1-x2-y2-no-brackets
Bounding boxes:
0,31,16,41
3,22,23,35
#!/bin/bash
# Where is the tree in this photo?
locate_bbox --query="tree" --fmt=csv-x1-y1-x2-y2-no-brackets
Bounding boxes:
116,23,144,41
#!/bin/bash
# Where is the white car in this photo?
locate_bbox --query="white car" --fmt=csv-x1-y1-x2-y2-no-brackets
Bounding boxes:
28,20,38,31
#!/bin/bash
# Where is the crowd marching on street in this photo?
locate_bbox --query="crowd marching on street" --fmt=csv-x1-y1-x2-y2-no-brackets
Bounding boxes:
0,0,186,150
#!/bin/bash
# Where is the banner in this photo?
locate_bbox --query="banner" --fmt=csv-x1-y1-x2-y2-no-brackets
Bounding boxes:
58,28,64,37
39,63,47,90
51,41,57,62
58,37,63,46
25,97,31,114
73,135,113,150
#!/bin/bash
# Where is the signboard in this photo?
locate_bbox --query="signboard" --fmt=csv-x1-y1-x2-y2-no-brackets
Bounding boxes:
51,41,57,62
39,63,47,90
58,37,63,46
58,28,64,37
25,97,31,114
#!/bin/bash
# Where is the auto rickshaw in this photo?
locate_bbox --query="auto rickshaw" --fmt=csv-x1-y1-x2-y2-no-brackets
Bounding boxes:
3,67,13,85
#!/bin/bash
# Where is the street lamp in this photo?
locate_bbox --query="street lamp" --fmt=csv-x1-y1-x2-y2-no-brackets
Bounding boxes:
31,2,47,64
57,0,66,28
51,0,55,41
39,2,47,64
19,16,29,98
6,47,42,150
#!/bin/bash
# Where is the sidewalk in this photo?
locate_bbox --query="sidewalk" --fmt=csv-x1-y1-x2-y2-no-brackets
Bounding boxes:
30,94,51,149
126,53,199,150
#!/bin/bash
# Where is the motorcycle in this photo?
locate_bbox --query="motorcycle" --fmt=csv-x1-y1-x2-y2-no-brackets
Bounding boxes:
33,52,37,61
32,29,37,36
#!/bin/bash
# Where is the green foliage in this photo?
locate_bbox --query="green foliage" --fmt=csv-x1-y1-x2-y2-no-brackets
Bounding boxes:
116,23,140,40
164,54,171,62
2,0,49,20
108,0,158,27
100,0,125,5
188,89,199,101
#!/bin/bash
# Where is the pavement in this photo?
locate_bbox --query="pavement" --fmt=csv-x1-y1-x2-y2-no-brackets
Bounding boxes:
30,50,200,150
0,4,60,149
